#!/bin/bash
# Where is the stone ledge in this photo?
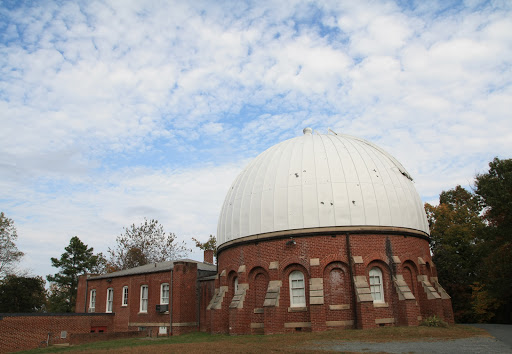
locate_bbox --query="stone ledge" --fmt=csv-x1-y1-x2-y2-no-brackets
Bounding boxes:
172,322,198,327
329,304,350,310
326,320,354,327
284,322,311,328
375,318,395,324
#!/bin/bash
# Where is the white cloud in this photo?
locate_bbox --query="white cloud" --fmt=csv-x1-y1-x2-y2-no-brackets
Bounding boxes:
0,0,511,278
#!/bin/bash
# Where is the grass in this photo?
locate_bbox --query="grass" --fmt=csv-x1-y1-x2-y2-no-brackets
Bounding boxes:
21,325,489,354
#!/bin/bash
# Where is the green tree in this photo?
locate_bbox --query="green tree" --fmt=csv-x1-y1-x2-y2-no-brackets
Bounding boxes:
108,218,190,271
0,212,24,278
425,185,486,322
47,236,105,312
0,275,46,313
475,157,512,323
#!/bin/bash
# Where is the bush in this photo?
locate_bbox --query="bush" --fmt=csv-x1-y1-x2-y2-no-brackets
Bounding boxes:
420,315,448,327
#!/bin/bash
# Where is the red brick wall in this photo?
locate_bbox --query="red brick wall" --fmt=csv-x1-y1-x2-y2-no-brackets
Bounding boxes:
76,262,204,336
171,262,198,335
78,270,173,334
211,232,453,334
199,278,215,332
0,313,114,353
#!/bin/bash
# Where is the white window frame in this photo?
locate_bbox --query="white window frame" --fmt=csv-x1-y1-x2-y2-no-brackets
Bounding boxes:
106,288,113,313
122,286,128,306
160,283,169,305
369,267,385,303
289,271,306,307
89,289,96,312
140,285,148,312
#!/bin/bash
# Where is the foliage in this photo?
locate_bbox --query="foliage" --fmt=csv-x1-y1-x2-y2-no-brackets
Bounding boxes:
420,315,448,327
107,218,190,271
192,235,217,255
427,158,512,323
0,275,46,313
470,282,500,323
0,212,24,278
47,236,105,312
425,185,486,322
474,157,512,323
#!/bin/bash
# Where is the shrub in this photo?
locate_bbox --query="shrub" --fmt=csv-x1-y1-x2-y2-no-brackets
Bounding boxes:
420,315,448,327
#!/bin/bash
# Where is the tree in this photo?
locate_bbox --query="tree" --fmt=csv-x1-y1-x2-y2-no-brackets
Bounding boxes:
192,235,217,255
108,218,190,271
0,212,24,278
474,157,512,323
47,236,105,312
425,185,486,322
0,275,46,313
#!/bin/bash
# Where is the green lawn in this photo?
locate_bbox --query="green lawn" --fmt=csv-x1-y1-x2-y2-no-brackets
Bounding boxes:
21,325,489,354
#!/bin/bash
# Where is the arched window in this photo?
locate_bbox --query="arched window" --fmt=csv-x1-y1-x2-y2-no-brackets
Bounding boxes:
369,267,384,303
289,271,306,307
234,276,239,293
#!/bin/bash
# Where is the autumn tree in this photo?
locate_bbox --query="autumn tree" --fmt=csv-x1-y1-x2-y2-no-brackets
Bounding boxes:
192,235,217,255
425,185,486,322
0,212,24,278
47,236,105,312
0,275,46,313
474,157,512,323
107,218,190,271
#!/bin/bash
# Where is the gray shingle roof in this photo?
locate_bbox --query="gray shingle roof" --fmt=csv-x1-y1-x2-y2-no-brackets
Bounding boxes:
89,259,216,280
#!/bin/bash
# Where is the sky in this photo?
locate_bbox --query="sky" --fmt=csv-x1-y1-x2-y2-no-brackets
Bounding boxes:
1,0,511,280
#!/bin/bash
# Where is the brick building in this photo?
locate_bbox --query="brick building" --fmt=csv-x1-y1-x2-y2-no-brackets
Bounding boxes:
2,129,454,352
70,128,454,338
205,128,454,334
75,257,217,336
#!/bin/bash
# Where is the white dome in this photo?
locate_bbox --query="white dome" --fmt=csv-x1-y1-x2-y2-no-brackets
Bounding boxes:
217,129,429,247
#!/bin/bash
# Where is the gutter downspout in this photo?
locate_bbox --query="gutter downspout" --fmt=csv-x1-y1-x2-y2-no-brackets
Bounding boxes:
169,269,173,336
346,233,358,329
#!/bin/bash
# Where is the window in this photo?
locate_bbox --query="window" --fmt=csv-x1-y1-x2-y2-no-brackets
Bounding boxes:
161,283,169,304
122,286,129,306
234,277,239,293
369,267,384,303
289,271,306,307
89,289,96,312
140,285,148,312
106,288,113,313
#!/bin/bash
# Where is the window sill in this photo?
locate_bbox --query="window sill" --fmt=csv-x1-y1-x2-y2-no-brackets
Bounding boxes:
373,302,389,308
138,312,148,314
288,306,307,312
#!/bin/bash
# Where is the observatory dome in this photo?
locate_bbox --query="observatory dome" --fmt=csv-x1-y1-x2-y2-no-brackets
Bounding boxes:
217,128,429,248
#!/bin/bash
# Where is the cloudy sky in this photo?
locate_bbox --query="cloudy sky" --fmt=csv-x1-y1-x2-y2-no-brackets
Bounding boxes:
1,0,510,279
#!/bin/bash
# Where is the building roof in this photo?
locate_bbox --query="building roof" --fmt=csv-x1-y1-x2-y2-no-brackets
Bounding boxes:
217,128,429,247
89,259,216,280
